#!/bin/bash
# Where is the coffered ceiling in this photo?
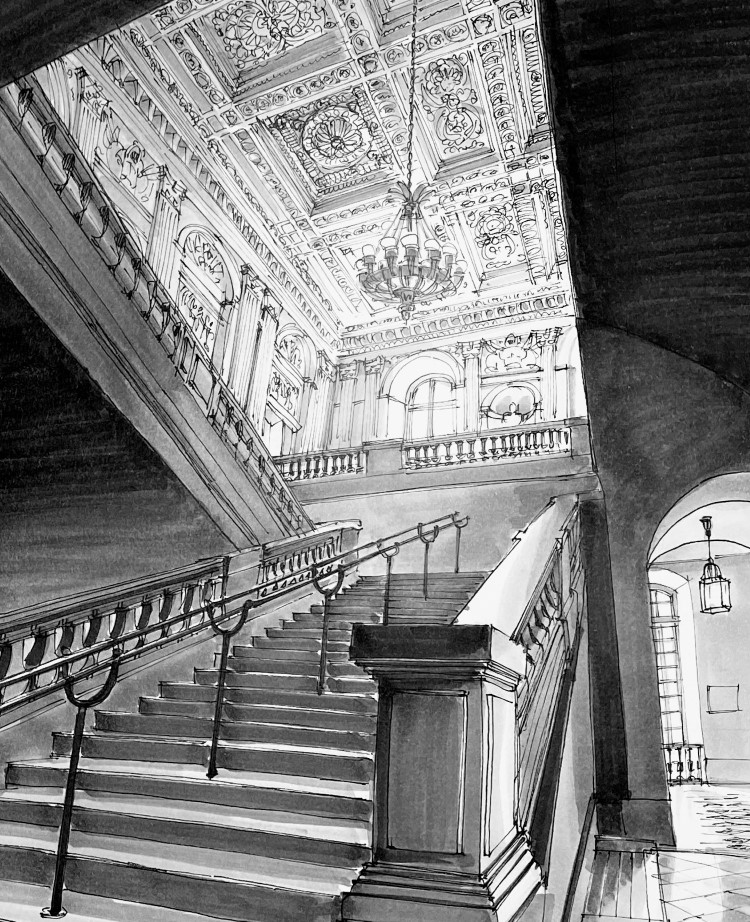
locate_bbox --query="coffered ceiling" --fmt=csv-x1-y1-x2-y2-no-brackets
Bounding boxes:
99,0,573,329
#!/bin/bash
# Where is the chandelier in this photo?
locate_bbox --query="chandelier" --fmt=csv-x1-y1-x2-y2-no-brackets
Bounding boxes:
698,515,732,614
356,0,467,320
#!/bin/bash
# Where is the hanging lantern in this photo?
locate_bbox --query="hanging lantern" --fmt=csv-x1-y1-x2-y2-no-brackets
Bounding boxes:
698,515,731,614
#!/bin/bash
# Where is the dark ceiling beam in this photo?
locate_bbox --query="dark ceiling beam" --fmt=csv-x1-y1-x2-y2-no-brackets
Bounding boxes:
0,0,168,87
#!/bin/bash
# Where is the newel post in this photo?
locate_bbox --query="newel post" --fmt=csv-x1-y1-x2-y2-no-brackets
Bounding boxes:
344,624,542,922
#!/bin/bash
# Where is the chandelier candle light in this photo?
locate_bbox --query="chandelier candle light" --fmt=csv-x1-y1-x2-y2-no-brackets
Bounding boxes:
698,515,732,614
356,0,467,320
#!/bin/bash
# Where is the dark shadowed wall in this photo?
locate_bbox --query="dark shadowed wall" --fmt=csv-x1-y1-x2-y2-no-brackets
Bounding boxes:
540,0,750,841
0,272,231,612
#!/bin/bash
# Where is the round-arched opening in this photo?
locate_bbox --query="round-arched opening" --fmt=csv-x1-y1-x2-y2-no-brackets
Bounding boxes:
648,473,750,847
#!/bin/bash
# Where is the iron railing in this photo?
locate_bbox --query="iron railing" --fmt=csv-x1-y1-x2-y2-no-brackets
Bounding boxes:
4,513,467,916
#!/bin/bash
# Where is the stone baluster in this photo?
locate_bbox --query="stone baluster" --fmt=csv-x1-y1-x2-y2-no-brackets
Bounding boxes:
145,165,187,302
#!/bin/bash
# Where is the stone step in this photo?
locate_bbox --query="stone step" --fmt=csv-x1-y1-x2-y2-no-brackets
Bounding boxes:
0,824,353,921
52,733,374,783
95,711,374,752
195,668,318,692
0,789,370,867
140,697,376,733
221,656,321,677
159,683,377,714
6,759,372,821
273,626,353,640
0,879,236,922
295,609,381,621
224,655,365,679
253,636,351,653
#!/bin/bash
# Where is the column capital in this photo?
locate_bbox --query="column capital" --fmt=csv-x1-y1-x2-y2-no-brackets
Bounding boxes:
156,165,187,208
460,340,483,359
364,355,386,375
339,360,360,381
316,351,336,382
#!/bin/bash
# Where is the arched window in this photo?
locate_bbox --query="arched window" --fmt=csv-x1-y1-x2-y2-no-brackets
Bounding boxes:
178,230,234,355
407,377,457,441
649,586,685,746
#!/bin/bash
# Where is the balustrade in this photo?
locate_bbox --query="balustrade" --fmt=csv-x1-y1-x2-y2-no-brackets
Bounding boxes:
403,424,572,470
0,77,309,536
276,449,366,482
663,743,704,784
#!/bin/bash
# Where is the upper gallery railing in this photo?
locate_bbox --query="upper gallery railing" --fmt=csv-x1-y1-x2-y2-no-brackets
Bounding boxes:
403,422,572,470
274,422,575,483
0,76,310,536
276,449,366,483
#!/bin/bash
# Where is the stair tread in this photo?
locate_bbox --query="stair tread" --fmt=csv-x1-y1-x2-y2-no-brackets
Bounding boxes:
0,880,234,922
57,731,374,759
98,710,375,738
0,824,359,894
0,788,369,843
11,759,371,798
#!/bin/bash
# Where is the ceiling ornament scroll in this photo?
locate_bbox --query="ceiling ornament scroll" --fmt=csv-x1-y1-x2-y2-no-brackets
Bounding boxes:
211,0,327,70
419,55,483,156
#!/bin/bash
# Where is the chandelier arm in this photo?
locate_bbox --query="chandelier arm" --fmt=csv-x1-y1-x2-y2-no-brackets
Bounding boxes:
406,0,419,198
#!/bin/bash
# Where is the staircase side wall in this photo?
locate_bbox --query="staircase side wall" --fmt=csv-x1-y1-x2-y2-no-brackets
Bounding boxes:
0,272,232,612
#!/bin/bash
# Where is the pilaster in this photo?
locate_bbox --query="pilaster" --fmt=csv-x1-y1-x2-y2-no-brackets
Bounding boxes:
461,341,482,432
145,165,187,301
227,265,263,408
71,68,107,164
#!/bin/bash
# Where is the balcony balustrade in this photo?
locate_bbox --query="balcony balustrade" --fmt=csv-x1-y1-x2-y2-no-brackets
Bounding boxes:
663,743,704,785
276,449,366,482
403,423,572,470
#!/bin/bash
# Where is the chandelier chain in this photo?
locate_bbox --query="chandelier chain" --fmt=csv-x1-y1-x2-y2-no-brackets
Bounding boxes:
406,0,419,195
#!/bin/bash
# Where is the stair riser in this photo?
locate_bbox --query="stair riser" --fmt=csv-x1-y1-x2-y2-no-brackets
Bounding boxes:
222,657,320,676
5,764,372,821
196,670,317,692
253,637,351,652
52,735,374,782
0,846,338,922
224,658,365,679
140,698,376,731
159,683,377,714
0,805,369,867
94,713,374,751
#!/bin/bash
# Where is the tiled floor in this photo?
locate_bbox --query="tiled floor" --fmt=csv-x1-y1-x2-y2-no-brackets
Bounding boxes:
671,787,750,853
657,851,750,922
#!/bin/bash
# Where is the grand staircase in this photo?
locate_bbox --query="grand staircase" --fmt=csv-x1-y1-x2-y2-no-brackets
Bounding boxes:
0,571,486,921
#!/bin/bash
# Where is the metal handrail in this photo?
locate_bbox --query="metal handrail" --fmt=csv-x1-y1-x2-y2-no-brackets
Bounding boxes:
15,511,467,917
